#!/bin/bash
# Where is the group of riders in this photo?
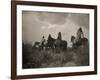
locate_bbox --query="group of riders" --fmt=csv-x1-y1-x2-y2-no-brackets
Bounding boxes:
33,27,86,51
71,27,85,48
40,32,62,47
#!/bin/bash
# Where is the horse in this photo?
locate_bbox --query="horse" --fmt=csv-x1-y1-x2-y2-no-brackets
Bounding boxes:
55,39,67,53
33,42,40,48
71,35,88,48
45,34,56,51
32,35,55,51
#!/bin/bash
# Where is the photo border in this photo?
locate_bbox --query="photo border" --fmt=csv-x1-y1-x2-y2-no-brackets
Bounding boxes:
11,1,97,80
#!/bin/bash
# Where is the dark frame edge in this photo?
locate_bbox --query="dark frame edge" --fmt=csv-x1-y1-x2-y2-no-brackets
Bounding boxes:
11,1,17,80
16,71,97,79
94,6,97,74
14,1,97,9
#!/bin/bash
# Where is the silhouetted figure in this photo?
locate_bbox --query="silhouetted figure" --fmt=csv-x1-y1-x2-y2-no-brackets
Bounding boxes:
57,32,62,40
76,27,84,42
41,36,45,44
48,34,52,41
71,35,76,48
40,36,46,50
55,32,67,53
47,34,55,50
71,28,88,48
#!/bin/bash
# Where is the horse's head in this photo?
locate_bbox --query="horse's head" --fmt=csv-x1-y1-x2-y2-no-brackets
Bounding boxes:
47,34,55,42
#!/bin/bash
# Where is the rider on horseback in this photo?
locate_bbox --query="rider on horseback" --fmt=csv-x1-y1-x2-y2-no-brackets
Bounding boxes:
40,36,46,50
57,32,62,40
71,27,84,48
76,27,84,42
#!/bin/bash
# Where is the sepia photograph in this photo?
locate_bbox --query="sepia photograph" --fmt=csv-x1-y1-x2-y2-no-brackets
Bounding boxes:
22,11,89,69
11,1,97,79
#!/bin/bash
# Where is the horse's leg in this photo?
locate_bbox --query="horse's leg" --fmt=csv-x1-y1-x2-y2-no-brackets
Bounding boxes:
40,45,43,51
64,42,67,51
43,45,46,51
53,45,55,53
56,46,60,53
52,45,55,53
54,45,56,53
55,45,59,53
55,45,57,53
39,46,41,51
45,45,47,51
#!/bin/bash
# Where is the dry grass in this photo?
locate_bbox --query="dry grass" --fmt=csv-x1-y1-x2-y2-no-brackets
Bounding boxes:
22,43,89,69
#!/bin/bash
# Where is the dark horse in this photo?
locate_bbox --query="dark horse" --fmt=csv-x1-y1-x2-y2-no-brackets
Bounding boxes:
76,37,88,46
55,39,67,53
54,32,67,53
45,34,55,51
71,35,88,48
33,34,67,52
46,33,67,53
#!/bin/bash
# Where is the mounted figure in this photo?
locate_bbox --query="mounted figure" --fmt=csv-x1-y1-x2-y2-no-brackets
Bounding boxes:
46,34,55,51
33,36,47,51
76,27,84,42
71,35,77,48
39,36,47,50
71,27,88,48
55,32,67,53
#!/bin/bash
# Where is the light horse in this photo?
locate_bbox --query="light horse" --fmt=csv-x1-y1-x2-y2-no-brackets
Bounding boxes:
33,35,55,51
32,36,47,51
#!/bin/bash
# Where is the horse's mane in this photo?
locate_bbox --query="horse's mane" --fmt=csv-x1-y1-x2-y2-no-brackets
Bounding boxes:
48,35,55,41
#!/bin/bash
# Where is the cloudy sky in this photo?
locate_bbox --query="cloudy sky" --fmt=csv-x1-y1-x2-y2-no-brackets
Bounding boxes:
22,11,89,47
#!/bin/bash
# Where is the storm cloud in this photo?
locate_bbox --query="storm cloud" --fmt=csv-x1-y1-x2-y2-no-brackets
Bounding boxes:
22,11,89,47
